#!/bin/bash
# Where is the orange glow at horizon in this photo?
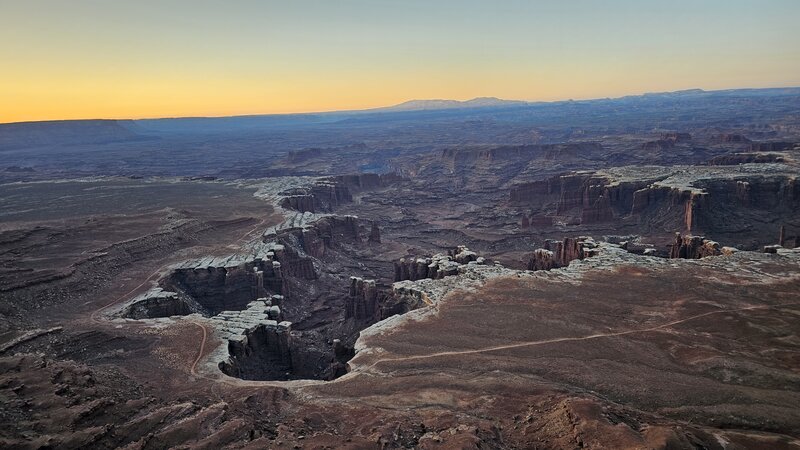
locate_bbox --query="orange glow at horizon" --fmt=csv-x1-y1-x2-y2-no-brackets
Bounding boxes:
1,1,799,123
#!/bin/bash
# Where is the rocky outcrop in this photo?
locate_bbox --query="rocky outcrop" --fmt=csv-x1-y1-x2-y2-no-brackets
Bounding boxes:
520,214,553,228
368,222,381,243
279,174,402,213
669,234,721,259
279,180,352,213
442,143,602,167
215,296,346,381
527,249,557,270
216,298,294,380
713,133,751,144
162,246,286,315
749,141,795,152
660,132,692,143
346,277,379,322
641,134,691,151
512,166,800,248
292,215,377,259
394,246,484,282
631,185,707,232
708,153,784,165
511,172,654,225
327,173,402,190
120,288,198,319
450,246,478,264
526,237,598,271
641,139,675,152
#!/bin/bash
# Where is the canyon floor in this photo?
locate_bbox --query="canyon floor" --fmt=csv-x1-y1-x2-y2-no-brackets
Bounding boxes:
1,89,800,449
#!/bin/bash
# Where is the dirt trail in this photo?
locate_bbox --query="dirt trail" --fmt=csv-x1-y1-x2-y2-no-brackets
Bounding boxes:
190,321,208,375
362,302,800,369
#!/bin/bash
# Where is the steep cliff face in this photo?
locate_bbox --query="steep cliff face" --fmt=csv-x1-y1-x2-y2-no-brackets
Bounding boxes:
631,186,707,232
689,176,800,245
660,132,692,143
749,141,796,152
278,174,402,213
394,246,482,282
292,215,377,259
215,295,343,381
713,133,751,144
346,277,379,323
119,214,386,381
441,142,602,167
120,288,197,319
411,142,607,189
526,237,598,270
219,320,294,380
159,250,285,317
328,173,402,190
708,153,784,165
512,172,655,225
512,167,800,246
669,234,722,259
279,181,352,213
527,249,557,270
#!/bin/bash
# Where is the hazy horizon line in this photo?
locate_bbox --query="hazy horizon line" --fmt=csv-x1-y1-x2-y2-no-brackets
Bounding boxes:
3,84,798,126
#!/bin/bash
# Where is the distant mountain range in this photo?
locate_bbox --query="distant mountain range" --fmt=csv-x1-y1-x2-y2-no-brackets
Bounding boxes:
4,88,800,127
2,87,799,144
374,96,527,112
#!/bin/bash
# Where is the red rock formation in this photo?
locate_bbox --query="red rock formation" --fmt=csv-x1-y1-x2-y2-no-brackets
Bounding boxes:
526,249,556,270
346,277,378,322
526,237,597,270
631,186,705,233
669,234,721,259
512,173,650,225
393,247,482,282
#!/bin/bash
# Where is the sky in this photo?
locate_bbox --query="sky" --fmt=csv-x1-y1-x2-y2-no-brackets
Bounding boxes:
1,0,799,123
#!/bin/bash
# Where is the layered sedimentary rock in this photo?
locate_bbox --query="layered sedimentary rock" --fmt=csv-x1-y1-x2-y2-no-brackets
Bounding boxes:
278,180,352,213
441,143,602,167
641,139,676,151
630,185,707,232
161,246,286,315
327,173,402,190
660,132,692,143
120,288,197,319
277,173,402,213
669,234,722,259
749,141,796,152
293,215,377,259
216,298,294,380
394,246,484,282
526,237,598,271
511,172,655,225
346,277,378,322
708,153,785,165
527,249,557,270
713,133,751,144
511,165,800,247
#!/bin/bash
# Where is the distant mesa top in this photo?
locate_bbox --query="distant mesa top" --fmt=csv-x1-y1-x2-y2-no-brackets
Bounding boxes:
375,96,528,112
